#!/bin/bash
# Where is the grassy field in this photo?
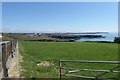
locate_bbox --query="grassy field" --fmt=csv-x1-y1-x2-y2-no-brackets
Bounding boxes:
19,41,118,79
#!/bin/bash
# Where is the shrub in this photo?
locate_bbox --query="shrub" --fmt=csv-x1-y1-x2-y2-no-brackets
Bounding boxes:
114,37,120,43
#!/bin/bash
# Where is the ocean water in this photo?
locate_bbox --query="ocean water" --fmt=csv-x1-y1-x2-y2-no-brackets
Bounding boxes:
76,32,118,42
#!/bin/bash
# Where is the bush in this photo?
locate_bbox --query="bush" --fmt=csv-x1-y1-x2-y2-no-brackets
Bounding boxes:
114,37,120,43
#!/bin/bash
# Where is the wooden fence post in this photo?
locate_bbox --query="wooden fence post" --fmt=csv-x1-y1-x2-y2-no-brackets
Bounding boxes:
2,43,8,77
59,60,62,80
11,41,13,58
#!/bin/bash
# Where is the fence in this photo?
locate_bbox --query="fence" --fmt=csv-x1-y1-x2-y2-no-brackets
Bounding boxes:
0,40,17,77
59,60,120,80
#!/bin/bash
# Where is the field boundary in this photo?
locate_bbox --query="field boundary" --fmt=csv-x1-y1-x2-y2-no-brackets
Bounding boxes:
1,40,17,78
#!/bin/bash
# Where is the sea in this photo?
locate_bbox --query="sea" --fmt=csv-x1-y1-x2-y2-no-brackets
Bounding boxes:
75,32,118,42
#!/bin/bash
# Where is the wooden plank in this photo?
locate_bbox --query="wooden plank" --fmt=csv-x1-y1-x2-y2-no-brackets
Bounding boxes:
61,67,120,73
60,60,120,64
64,74,112,80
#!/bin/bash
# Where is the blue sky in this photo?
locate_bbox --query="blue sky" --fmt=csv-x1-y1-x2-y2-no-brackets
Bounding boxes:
2,2,118,33
2,0,119,2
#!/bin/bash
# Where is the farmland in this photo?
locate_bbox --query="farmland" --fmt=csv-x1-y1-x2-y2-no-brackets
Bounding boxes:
19,41,118,78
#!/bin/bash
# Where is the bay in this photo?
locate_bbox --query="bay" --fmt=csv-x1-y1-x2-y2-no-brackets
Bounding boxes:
75,32,118,42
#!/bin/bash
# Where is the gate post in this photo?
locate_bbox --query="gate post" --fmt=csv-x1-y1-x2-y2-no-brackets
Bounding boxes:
2,43,8,77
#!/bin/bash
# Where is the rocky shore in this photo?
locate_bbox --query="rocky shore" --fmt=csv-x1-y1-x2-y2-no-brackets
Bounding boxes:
2,33,106,42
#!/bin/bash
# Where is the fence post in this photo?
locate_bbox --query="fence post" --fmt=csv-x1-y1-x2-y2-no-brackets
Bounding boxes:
11,41,14,58
2,43,8,77
59,60,62,80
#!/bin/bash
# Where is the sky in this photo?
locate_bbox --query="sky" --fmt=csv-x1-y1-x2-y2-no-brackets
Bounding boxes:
2,2,118,33
2,0,120,2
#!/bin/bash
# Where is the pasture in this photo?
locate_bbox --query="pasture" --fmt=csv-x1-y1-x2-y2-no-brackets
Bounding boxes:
19,41,118,78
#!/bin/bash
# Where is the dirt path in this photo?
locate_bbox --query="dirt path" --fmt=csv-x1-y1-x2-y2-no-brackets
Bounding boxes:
7,43,22,78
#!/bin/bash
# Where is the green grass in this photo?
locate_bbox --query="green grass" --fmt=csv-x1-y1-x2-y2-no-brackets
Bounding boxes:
19,41,118,78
